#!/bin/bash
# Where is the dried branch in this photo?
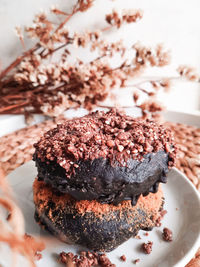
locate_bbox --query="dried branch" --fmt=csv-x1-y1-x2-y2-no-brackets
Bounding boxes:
0,44,40,80
0,0,199,119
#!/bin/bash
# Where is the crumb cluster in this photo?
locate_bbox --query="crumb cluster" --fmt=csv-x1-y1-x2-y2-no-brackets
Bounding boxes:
162,228,173,242
141,241,153,254
58,251,115,267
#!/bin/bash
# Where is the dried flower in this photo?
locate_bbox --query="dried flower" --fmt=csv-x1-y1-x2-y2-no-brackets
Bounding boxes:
177,65,199,82
122,9,143,23
15,26,25,49
0,0,198,119
133,43,170,67
139,100,164,113
77,0,94,12
106,9,143,28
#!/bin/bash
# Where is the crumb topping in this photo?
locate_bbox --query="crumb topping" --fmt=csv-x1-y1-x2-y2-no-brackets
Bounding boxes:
34,109,176,175
33,178,163,219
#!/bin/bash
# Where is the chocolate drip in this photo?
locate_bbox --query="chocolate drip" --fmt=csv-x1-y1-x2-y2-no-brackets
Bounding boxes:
34,150,169,205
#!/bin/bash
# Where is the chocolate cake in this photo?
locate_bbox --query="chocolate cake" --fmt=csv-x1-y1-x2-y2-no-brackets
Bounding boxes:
33,109,176,205
32,109,176,251
33,179,164,252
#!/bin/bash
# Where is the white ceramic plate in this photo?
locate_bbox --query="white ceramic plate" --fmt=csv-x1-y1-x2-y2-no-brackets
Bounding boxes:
1,161,199,267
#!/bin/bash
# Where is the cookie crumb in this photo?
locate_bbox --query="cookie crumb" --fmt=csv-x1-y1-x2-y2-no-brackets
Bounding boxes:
133,258,140,264
155,210,167,227
141,241,153,254
6,213,11,221
99,253,116,267
34,109,176,177
162,228,173,242
160,210,167,217
120,255,126,262
58,252,74,265
135,235,141,239
58,251,116,267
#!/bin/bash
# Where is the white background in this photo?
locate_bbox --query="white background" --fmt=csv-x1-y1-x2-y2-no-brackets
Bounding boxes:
0,0,200,112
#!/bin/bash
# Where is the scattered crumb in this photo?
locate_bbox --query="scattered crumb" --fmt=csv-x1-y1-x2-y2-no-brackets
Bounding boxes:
155,210,167,227
135,235,141,239
160,210,167,217
133,258,140,264
144,232,149,236
156,222,162,227
162,228,173,242
176,207,178,211
155,221,162,227
6,213,11,221
120,255,126,262
58,251,116,267
141,241,153,254
99,253,116,267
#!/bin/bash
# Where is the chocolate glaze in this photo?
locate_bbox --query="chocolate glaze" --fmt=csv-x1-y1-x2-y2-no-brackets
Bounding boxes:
34,150,168,205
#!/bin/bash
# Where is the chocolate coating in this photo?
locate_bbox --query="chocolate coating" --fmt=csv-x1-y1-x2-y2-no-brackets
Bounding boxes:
33,179,164,252
33,109,176,205
34,150,168,205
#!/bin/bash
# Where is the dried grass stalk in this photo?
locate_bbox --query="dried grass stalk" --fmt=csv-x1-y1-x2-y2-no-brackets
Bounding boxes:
0,168,45,267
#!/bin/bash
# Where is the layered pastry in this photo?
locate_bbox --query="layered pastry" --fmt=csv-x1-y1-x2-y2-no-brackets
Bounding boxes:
33,109,176,251
33,179,164,252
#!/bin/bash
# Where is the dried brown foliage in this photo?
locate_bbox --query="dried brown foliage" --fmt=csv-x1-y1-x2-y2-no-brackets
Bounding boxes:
138,100,165,119
0,0,174,118
105,9,143,28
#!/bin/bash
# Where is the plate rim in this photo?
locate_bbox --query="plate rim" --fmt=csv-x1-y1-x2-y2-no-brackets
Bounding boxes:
170,167,200,267
5,162,200,267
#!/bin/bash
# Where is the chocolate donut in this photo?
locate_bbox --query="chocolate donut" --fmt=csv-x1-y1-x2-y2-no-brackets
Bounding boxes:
33,178,164,252
33,109,176,205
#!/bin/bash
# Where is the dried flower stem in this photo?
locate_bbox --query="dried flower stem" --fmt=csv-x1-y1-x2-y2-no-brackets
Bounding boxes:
0,44,40,80
0,101,30,113
54,13,74,34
